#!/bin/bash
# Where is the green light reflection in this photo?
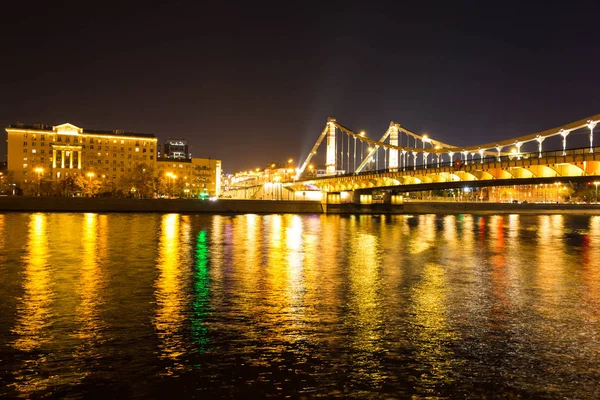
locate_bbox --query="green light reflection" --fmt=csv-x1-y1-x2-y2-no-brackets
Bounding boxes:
192,230,210,352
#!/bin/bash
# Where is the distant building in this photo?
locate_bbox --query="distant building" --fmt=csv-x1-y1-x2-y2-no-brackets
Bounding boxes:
155,157,222,197
162,139,190,159
5,122,222,197
5,122,157,184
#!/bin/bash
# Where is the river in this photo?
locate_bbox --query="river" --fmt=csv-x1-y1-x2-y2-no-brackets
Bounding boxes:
0,212,599,398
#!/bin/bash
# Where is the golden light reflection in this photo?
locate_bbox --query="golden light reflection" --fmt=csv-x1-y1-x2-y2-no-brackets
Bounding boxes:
346,230,384,385
442,215,457,249
266,214,287,300
535,215,566,311
410,261,462,395
154,213,187,374
488,216,510,314
231,214,262,311
0,214,4,252
408,215,437,255
12,214,52,351
210,215,225,277
283,215,306,337
11,214,54,396
460,215,475,255
582,216,600,314
74,213,104,342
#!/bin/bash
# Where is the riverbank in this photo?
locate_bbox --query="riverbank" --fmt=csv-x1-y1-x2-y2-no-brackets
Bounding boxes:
0,196,324,214
2,196,600,215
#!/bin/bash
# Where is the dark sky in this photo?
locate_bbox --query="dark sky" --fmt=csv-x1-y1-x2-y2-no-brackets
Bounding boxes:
2,1,600,173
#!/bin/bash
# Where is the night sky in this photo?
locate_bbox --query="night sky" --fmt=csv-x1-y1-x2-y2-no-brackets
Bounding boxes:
2,1,600,173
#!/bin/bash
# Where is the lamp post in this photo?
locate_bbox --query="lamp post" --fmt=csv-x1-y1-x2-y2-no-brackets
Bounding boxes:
86,172,95,197
34,167,43,196
595,181,599,204
165,173,177,198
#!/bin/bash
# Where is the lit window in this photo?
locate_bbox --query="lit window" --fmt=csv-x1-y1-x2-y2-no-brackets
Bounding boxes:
113,140,117,143
135,148,139,152
121,140,124,144
32,149,36,154
23,164,27,168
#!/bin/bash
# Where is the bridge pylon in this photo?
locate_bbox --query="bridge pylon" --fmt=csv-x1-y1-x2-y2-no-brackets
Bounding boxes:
325,117,337,176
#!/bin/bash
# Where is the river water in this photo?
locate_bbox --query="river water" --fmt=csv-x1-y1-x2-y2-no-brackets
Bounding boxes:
0,212,599,398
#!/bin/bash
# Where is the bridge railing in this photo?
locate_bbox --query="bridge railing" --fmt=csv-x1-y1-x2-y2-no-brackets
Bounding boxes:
301,144,600,181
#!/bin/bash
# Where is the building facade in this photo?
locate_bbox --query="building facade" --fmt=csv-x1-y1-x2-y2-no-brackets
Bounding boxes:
6,123,158,185
6,122,222,197
156,157,221,197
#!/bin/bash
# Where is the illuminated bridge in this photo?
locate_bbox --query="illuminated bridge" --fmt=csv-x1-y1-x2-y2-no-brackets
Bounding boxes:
285,114,600,202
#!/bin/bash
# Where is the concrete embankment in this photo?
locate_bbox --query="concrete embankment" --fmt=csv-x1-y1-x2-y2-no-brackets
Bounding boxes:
0,196,324,214
2,196,600,215
326,201,600,215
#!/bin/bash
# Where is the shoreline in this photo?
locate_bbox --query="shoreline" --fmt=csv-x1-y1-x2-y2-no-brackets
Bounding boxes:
2,196,600,215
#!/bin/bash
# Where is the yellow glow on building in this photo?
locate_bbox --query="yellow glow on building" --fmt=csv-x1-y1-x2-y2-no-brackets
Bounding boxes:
6,123,158,186
156,157,222,197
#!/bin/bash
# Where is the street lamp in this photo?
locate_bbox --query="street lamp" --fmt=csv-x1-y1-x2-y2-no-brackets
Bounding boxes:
594,181,600,203
86,172,95,197
166,172,177,197
34,167,43,196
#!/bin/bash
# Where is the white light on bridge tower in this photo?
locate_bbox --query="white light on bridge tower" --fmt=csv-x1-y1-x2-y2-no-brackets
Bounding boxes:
536,136,544,158
388,122,399,171
325,117,337,176
560,129,570,156
588,120,597,154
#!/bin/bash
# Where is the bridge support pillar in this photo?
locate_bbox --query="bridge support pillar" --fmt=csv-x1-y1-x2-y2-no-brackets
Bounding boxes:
326,192,341,204
352,191,372,204
388,123,399,171
390,194,404,205
325,118,336,175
